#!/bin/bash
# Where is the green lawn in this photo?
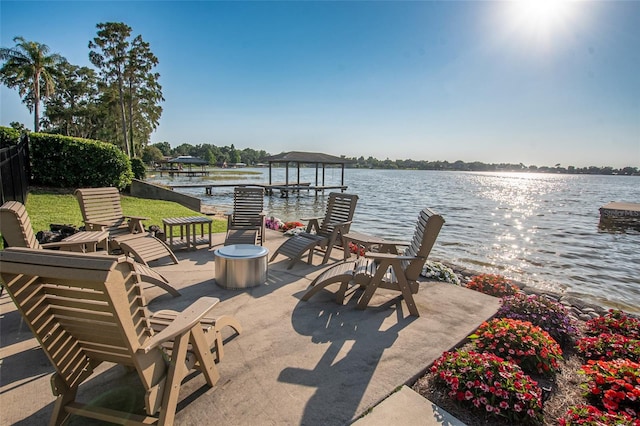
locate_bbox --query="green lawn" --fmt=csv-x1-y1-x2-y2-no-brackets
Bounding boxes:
1,189,226,249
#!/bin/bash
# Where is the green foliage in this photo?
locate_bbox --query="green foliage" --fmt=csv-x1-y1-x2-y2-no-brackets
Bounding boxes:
151,141,171,156
142,145,164,164
130,157,146,180
29,132,133,189
0,126,21,148
89,22,163,158
0,36,66,132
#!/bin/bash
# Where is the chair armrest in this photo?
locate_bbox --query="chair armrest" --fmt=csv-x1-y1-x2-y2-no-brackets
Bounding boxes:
124,216,147,233
300,216,322,222
125,215,149,221
139,297,220,353
364,252,416,261
330,221,353,233
85,221,111,231
41,241,92,250
379,240,408,247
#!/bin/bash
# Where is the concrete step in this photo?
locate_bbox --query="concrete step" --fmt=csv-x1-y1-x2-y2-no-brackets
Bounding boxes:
353,385,467,426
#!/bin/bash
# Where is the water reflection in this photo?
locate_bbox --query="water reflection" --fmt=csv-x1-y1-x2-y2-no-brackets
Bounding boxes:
146,170,640,314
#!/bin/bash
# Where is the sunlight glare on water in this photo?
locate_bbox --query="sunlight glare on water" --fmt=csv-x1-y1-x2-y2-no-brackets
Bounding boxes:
147,169,640,314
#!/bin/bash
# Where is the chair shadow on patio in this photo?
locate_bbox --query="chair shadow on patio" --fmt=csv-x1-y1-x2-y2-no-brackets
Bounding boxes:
279,290,418,424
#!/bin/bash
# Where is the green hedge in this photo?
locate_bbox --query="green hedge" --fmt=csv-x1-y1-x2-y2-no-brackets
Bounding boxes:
0,126,21,148
131,157,146,180
30,133,133,190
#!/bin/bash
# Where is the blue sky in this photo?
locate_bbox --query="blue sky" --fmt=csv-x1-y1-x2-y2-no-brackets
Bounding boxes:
1,1,639,168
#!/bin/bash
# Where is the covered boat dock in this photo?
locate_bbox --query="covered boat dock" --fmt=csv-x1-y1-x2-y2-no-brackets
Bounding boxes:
156,155,210,177
264,151,351,197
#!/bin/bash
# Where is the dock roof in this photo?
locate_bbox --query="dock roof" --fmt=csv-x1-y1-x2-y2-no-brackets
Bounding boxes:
167,155,208,165
265,151,351,165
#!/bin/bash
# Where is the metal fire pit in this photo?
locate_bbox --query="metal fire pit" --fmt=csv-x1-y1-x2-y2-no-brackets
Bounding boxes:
214,244,269,289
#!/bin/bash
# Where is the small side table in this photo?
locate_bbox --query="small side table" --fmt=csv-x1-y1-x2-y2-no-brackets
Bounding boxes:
162,216,213,251
342,231,401,260
61,230,109,253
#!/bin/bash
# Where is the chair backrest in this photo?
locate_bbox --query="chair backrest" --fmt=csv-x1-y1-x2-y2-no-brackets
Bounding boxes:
403,208,445,281
0,247,168,413
230,187,265,228
0,201,42,249
318,193,359,237
75,187,127,229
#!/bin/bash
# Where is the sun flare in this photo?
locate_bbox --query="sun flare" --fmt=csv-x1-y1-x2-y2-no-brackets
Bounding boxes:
506,0,577,45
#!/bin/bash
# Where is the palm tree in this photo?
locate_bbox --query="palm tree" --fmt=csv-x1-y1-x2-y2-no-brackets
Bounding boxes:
0,37,65,132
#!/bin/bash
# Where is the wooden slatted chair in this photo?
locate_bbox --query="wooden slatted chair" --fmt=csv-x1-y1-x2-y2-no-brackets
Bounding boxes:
0,247,242,426
75,187,178,266
270,192,358,269
302,208,444,317
225,187,266,246
0,200,180,297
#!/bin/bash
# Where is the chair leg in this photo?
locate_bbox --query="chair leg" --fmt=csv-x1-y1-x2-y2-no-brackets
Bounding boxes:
395,275,420,317
157,332,190,426
211,315,243,362
189,327,220,386
49,374,77,426
356,261,390,311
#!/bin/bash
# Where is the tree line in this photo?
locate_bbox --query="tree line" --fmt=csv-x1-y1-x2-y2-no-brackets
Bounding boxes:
347,157,639,175
1,22,161,159
142,141,638,176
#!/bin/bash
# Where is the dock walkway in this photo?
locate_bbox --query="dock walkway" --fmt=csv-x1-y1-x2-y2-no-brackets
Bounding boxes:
599,202,640,219
169,182,348,197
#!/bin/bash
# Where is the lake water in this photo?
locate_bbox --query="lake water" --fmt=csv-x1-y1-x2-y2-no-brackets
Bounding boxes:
146,169,640,314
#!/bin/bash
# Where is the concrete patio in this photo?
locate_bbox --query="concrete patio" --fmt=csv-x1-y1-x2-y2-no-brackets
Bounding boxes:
0,229,500,425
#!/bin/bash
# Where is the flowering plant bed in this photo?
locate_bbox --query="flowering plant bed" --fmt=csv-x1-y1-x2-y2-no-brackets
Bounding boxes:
428,350,543,424
496,293,577,346
414,297,640,425
282,221,304,231
265,216,305,234
580,359,640,418
576,333,640,362
470,318,563,377
466,274,518,297
585,309,640,339
265,216,285,230
348,242,365,257
558,404,640,426
421,261,461,285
